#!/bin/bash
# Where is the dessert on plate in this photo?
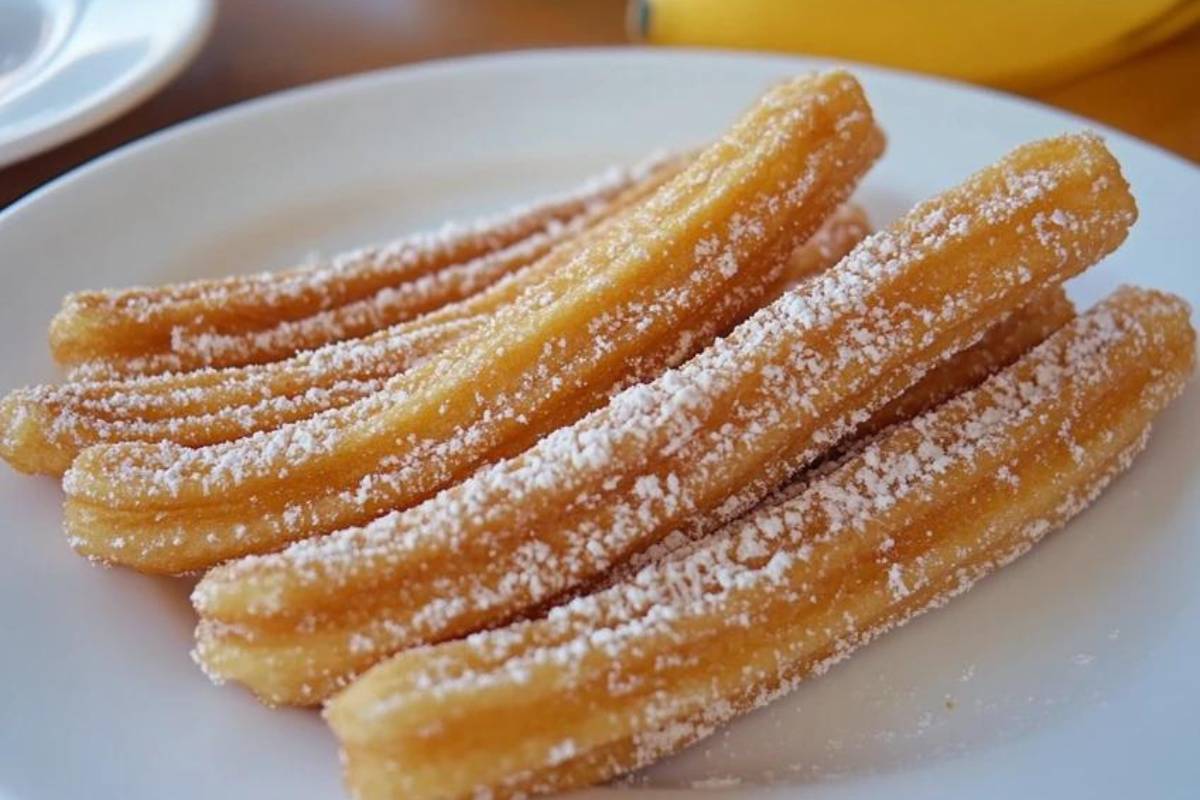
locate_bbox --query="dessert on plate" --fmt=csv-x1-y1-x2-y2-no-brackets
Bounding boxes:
0,69,1192,800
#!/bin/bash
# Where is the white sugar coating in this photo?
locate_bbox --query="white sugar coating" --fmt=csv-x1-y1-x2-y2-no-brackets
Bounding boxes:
193,132,1135,666
7,320,466,449
343,289,1188,790
58,152,671,330
886,562,910,599
690,776,742,789
9,203,865,470
74,72,889,569
161,199,597,370
328,289,1190,800
60,158,669,381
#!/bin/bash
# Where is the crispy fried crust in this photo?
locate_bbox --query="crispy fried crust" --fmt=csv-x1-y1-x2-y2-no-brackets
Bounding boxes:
49,156,684,369
0,205,869,476
64,71,887,573
327,287,1195,800
190,287,1073,706
191,133,1136,705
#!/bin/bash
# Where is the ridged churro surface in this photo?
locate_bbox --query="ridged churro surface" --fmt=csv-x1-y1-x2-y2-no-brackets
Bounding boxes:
0,205,869,477
193,132,1135,705
328,287,1195,800
50,156,681,370
65,71,887,573
0,68,1191,800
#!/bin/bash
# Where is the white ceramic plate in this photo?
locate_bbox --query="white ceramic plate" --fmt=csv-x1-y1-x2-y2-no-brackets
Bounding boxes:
1,50,1197,800
0,0,213,168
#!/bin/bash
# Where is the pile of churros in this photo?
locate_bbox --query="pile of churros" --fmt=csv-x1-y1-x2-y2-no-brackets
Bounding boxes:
1,71,1193,799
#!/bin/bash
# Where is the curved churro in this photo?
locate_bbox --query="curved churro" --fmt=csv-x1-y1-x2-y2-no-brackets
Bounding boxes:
0,205,870,476
859,284,1074,438
192,132,1136,705
11,175,681,469
597,284,1076,590
50,156,682,370
194,289,1074,706
66,71,887,573
327,287,1195,800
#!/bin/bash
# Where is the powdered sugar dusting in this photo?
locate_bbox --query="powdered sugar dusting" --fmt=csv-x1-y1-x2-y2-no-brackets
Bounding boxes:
71,72,888,572
54,153,678,372
0,203,869,479
327,287,1191,797
195,134,1140,713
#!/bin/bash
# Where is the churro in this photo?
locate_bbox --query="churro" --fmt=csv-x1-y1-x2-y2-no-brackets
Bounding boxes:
50,155,683,371
0,64,1191,800
326,287,1195,800
0,205,871,477
600,284,1075,588
194,289,1073,706
65,71,887,573
191,132,1135,705
859,284,1075,438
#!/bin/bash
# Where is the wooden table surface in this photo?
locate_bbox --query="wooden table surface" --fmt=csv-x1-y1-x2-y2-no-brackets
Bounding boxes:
2,0,1198,209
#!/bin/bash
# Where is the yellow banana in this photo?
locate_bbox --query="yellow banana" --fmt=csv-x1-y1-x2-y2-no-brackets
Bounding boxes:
631,0,1200,90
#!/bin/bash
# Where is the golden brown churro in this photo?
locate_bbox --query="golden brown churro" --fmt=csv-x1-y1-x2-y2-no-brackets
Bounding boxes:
859,285,1075,438
49,156,683,370
0,67,1190,800
193,288,1073,706
326,287,1195,800
7,168,689,471
0,206,871,476
65,71,887,573
191,133,1136,705
596,284,1076,591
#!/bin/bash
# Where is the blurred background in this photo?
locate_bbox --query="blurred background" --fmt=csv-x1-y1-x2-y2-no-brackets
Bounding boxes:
1,0,1197,208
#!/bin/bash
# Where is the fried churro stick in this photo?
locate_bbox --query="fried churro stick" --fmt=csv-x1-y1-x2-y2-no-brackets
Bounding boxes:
191,133,1136,705
194,287,1073,706
860,284,1075,437
327,287,1195,800
11,173,686,469
49,156,681,369
598,285,1075,590
0,206,871,477
64,71,887,573
60,158,691,381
